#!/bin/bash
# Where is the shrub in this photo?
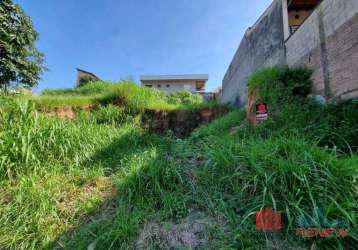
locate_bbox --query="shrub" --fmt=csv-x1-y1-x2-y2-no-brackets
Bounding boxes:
248,65,313,105
166,90,203,106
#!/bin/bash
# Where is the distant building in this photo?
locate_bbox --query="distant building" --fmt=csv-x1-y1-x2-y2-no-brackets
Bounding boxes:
222,0,358,106
198,91,215,101
197,87,222,101
76,68,101,87
213,86,223,100
140,74,209,93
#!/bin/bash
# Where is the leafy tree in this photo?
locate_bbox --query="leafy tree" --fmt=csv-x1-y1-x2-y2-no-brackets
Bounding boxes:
0,0,45,92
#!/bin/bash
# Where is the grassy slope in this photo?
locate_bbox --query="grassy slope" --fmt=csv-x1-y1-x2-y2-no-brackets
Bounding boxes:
0,100,189,249
181,111,358,249
30,81,216,111
0,102,356,249
28,81,176,111
0,74,357,249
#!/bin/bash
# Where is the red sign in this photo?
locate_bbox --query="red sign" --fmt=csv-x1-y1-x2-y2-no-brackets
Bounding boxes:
256,207,282,231
256,103,268,121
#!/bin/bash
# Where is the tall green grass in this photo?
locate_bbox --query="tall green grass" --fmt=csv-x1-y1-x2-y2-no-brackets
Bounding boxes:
0,66,357,249
38,81,206,112
172,66,358,249
177,109,358,249
0,99,122,179
0,99,189,249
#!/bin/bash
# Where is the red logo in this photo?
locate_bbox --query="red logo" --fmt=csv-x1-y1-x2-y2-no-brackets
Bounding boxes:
256,207,282,231
256,103,267,113
255,103,268,121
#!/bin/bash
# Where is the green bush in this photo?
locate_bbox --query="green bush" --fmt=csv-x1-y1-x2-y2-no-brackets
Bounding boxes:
166,90,203,106
248,65,313,105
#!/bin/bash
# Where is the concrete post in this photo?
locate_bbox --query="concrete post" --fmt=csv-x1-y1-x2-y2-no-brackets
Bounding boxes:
282,0,290,40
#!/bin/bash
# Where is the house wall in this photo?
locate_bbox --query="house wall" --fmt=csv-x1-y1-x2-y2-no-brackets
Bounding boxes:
288,10,313,26
285,0,358,100
76,71,100,86
222,0,286,105
142,81,197,92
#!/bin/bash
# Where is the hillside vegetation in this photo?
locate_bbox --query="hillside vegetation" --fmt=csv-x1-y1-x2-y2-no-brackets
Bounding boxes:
34,81,209,111
0,69,357,249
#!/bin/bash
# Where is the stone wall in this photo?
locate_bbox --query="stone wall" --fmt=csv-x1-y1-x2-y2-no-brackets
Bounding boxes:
222,0,286,106
285,0,358,100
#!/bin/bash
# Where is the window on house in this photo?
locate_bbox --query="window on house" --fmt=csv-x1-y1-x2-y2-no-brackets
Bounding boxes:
145,85,152,88
157,85,161,88
166,84,170,88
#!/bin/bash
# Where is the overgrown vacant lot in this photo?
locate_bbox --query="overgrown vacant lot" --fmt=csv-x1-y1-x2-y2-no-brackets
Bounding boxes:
30,81,213,111
0,73,357,249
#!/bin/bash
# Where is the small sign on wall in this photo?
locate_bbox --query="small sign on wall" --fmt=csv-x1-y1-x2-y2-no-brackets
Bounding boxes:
256,103,268,121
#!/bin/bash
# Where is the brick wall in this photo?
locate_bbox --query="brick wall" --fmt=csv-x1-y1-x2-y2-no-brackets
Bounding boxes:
222,0,358,105
285,0,358,100
326,14,358,99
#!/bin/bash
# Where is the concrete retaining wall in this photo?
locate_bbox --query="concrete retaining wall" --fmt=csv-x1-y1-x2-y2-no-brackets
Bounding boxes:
222,0,286,106
142,107,228,137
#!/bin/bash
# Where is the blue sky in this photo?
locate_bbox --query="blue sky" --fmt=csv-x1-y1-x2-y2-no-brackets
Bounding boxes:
17,0,272,92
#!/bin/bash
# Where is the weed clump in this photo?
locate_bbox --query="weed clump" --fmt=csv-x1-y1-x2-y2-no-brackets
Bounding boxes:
90,105,128,126
248,65,312,108
167,90,203,106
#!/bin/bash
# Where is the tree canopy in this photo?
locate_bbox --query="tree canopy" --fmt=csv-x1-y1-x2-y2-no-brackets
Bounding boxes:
0,0,45,91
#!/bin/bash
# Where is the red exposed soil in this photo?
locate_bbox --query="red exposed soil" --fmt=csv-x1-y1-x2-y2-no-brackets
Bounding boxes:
44,105,96,119
143,107,228,137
